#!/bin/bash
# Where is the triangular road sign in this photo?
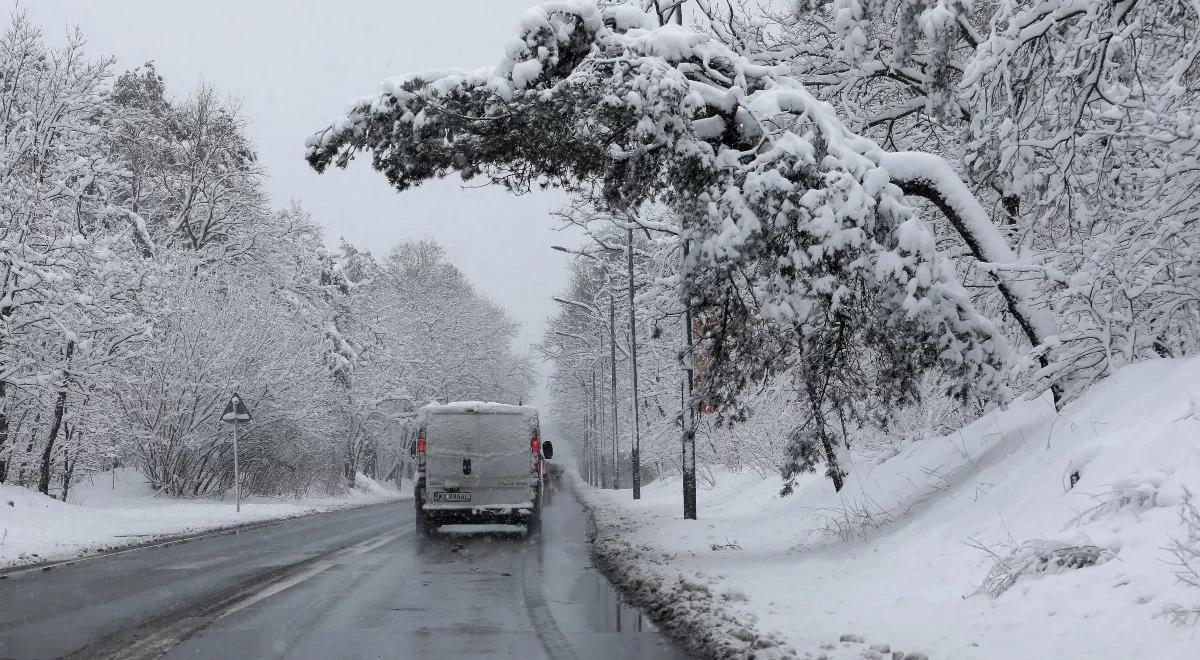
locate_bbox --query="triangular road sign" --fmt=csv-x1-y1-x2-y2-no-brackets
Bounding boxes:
221,392,252,423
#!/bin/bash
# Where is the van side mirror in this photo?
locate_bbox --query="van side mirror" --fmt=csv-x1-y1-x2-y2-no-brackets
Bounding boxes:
542,441,554,460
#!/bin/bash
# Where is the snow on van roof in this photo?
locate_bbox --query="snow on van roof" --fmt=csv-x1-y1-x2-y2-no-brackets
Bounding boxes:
419,401,538,416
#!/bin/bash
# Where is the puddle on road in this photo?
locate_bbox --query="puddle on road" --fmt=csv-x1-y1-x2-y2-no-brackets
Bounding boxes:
571,567,657,634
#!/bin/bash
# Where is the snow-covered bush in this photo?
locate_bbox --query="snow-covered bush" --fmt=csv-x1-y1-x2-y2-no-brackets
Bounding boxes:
970,538,1115,598
1164,490,1200,625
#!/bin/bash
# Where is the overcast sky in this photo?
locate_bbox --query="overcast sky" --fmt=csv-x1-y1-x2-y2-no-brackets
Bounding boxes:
13,0,578,402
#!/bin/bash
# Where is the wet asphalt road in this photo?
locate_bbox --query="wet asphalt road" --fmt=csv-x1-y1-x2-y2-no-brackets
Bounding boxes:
0,488,689,659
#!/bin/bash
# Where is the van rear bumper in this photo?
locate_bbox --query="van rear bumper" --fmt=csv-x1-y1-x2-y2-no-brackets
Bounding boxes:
419,503,535,526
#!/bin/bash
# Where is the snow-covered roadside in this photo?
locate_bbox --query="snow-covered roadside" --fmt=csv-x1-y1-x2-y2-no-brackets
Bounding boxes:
583,357,1200,659
581,479,923,660
579,478,803,659
0,469,407,571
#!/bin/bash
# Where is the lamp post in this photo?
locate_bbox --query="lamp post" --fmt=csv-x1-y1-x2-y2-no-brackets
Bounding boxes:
607,275,619,490
681,242,697,520
627,228,642,499
591,367,599,485
655,0,696,523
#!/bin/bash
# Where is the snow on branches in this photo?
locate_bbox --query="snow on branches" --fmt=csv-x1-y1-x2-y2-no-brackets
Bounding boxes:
0,13,534,501
307,1,1016,431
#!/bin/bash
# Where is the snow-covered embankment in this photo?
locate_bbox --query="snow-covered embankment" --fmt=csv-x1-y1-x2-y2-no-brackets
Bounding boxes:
581,357,1200,659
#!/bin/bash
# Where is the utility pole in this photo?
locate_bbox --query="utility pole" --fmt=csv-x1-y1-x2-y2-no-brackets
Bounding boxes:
681,243,697,520
627,228,642,499
591,367,599,487
583,379,594,486
652,0,695,519
609,276,619,490
677,0,695,518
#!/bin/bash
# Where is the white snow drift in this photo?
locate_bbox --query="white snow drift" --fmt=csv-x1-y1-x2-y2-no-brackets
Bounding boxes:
0,470,405,571
586,357,1200,658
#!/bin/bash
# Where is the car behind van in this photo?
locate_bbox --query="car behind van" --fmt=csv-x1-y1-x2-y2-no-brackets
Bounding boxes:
412,402,553,536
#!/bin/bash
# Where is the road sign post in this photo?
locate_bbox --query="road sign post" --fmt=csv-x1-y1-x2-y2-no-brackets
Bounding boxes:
220,393,253,512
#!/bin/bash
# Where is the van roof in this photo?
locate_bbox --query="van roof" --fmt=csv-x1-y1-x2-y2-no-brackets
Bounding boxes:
419,401,537,416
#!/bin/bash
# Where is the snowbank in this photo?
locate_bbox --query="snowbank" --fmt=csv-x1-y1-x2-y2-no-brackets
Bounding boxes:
585,357,1200,658
0,470,407,571
579,476,801,659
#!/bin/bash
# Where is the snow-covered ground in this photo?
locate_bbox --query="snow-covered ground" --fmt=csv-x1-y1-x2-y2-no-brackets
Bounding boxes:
585,357,1200,658
0,470,407,571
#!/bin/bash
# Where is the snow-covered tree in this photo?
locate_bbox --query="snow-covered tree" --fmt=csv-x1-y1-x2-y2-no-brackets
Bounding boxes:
306,0,1051,490
1,13,535,501
726,0,1200,396
0,15,151,494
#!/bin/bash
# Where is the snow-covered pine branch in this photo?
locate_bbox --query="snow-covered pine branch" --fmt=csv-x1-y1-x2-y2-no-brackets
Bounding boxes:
306,0,1042,488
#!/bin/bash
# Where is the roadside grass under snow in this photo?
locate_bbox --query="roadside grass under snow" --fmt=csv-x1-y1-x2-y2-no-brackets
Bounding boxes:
0,469,406,571
587,357,1200,658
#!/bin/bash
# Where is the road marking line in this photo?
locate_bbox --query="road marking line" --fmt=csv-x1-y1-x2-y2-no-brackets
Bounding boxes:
67,525,411,660
216,532,401,620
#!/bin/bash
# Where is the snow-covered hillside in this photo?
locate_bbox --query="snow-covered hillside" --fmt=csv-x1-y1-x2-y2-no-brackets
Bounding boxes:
587,357,1200,658
0,470,405,571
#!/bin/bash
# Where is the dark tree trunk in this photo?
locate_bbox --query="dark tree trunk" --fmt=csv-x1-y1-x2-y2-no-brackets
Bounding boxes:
0,380,9,483
809,399,845,492
818,429,845,492
1001,194,1020,227
39,340,74,495
60,433,76,502
18,429,35,486
364,437,378,479
891,174,1065,407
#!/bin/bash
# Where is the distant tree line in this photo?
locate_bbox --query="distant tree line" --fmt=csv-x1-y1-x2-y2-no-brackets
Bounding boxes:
0,14,532,500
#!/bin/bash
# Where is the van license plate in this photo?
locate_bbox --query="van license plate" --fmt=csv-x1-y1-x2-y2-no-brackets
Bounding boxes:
432,491,470,502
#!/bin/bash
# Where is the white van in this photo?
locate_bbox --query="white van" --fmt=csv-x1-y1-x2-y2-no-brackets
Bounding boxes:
412,402,553,536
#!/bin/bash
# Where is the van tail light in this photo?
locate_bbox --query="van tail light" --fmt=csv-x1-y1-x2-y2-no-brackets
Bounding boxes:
417,431,426,469
530,436,540,454
531,434,540,475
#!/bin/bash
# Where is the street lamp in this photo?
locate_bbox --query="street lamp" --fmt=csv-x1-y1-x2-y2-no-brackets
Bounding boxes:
653,0,696,520
626,228,642,499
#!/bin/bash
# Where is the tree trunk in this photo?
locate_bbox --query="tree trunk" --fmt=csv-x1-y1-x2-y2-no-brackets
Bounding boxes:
807,395,845,493
0,380,9,483
39,340,75,495
60,432,76,502
881,152,1065,406
819,428,845,492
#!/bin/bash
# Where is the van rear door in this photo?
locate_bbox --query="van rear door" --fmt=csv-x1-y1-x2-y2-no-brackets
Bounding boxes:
473,412,533,507
426,412,479,502
425,411,533,507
